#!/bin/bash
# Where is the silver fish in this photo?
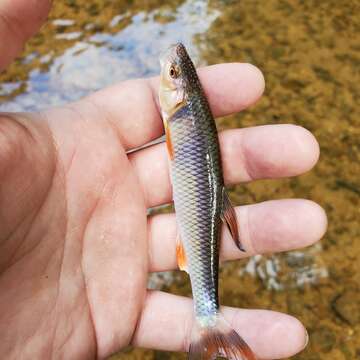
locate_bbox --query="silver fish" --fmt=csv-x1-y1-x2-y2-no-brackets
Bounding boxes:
159,43,257,360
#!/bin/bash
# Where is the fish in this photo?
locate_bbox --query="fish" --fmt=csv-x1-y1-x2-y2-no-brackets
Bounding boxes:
158,43,257,360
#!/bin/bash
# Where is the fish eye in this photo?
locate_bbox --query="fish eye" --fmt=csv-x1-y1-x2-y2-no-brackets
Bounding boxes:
169,65,178,79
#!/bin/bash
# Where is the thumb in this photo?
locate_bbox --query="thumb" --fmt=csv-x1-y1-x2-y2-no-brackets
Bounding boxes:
0,0,52,71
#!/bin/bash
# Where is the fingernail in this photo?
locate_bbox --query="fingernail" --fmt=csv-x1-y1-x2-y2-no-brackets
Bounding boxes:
303,328,309,350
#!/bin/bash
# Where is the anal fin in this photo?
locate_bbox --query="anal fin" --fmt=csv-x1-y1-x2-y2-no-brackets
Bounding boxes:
221,188,245,252
176,234,188,273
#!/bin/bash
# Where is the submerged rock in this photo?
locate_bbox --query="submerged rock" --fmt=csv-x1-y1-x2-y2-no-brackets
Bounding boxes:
332,290,360,325
311,325,336,353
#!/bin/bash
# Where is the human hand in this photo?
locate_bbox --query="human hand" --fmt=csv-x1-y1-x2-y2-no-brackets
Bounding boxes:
0,1,327,359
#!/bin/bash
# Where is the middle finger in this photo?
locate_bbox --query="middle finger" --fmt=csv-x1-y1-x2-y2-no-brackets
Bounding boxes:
129,124,319,208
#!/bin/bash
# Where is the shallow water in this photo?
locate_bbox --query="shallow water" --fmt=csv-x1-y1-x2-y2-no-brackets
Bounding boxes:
1,0,359,359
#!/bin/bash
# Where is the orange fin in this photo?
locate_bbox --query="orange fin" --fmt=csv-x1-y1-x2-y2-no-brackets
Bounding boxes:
189,312,257,360
176,234,188,272
164,121,174,160
221,188,245,252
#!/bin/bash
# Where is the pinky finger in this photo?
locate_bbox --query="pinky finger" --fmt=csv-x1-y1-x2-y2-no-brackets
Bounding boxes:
132,291,308,359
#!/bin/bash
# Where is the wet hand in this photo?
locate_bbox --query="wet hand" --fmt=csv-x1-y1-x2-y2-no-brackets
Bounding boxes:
0,1,327,359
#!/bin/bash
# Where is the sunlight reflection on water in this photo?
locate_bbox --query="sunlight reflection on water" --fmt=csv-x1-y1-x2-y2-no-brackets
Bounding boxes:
0,0,219,112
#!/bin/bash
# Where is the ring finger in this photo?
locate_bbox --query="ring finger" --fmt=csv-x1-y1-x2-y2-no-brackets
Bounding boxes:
148,199,327,272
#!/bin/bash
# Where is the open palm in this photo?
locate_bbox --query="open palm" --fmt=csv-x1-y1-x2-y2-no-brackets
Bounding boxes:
0,1,327,359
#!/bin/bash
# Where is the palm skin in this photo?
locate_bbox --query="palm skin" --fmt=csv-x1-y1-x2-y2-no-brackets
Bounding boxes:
0,1,327,359
0,107,148,358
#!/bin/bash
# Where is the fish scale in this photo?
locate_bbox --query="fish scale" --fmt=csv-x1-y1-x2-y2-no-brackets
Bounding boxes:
169,101,222,319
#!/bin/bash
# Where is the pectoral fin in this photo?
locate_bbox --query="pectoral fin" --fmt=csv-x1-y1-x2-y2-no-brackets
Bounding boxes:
164,121,174,160
221,188,245,252
176,234,188,272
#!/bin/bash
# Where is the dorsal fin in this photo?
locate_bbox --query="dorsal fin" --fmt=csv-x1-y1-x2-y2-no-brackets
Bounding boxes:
221,188,245,252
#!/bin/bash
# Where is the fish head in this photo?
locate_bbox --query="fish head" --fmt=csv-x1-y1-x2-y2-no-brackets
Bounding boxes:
159,43,195,118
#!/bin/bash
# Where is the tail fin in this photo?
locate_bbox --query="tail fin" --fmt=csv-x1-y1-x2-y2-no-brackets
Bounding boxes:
188,312,257,360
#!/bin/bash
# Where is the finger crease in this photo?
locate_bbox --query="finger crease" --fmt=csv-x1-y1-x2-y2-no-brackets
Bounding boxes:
0,11,25,45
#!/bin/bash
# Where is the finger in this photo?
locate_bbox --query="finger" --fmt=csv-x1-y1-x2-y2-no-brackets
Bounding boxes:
130,124,319,208
148,199,327,272
132,291,308,359
0,0,51,70
85,63,265,149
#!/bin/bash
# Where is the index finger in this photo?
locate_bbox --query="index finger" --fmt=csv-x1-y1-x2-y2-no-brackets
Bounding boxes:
84,63,265,150
0,0,51,70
